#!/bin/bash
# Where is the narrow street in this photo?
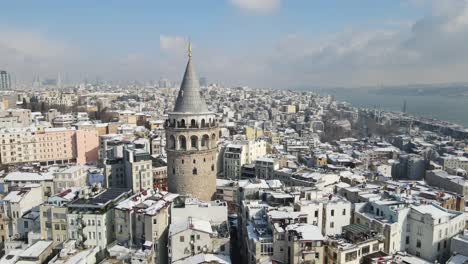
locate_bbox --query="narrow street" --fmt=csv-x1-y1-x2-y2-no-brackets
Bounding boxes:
230,227,241,264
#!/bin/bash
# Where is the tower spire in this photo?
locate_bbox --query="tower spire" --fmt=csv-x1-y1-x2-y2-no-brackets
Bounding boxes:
173,40,208,113
188,40,192,58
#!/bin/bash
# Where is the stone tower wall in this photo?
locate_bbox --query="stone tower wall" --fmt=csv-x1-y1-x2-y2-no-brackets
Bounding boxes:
166,122,219,201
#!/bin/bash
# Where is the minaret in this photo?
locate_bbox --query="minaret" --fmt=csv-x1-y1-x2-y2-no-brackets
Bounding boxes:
165,43,219,201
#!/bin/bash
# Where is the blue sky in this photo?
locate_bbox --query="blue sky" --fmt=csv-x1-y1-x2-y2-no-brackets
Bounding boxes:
2,0,468,87
1,1,424,50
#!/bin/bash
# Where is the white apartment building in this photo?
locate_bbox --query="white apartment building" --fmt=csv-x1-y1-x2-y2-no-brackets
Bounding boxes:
3,171,54,198
124,148,153,192
294,200,324,227
354,201,465,263
322,197,352,236
354,200,410,255
406,204,465,263
67,188,132,253
294,195,352,236
53,165,88,193
169,197,230,263
168,217,230,263
101,138,154,191
2,184,44,239
223,140,267,179
115,190,178,264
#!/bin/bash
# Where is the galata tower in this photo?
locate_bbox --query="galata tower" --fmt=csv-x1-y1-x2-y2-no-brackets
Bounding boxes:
165,43,218,201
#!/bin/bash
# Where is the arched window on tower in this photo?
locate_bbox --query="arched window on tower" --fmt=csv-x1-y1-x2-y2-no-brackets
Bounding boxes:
201,119,206,127
190,135,198,149
193,168,197,175
179,135,187,150
190,119,196,128
180,119,186,128
211,164,215,171
201,134,210,149
168,135,176,149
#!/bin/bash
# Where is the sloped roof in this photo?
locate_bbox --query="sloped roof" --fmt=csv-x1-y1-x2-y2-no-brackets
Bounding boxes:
173,56,209,113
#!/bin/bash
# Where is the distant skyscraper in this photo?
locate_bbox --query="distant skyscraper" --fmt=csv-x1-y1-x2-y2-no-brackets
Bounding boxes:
32,75,41,87
402,99,407,113
165,43,219,201
57,73,62,88
158,78,171,88
0,71,11,90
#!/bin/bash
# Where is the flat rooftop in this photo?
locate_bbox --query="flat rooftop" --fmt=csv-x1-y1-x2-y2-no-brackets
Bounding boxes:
412,204,457,219
20,240,53,259
69,188,131,209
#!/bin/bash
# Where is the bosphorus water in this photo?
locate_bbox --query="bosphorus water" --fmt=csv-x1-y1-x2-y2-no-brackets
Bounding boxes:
318,88,468,127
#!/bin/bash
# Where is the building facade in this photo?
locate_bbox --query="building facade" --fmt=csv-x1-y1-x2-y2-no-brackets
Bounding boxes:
0,127,99,166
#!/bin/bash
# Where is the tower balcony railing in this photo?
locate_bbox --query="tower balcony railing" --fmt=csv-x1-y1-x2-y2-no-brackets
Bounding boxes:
165,121,218,130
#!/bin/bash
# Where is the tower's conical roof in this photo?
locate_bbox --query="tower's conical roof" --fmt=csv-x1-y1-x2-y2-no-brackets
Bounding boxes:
173,44,209,113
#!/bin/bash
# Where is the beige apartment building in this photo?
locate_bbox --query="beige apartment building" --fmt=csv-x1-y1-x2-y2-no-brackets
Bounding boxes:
0,127,98,165
40,188,81,247
39,91,76,107
0,109,31,129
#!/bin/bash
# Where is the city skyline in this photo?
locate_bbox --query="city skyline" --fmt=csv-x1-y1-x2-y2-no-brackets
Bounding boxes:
3,0,468,88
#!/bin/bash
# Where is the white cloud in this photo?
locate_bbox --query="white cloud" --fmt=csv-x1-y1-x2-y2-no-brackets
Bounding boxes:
159,35,187,55
228,0,468,87
0,28,68,59
0,27,78,82
229,0,280,14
